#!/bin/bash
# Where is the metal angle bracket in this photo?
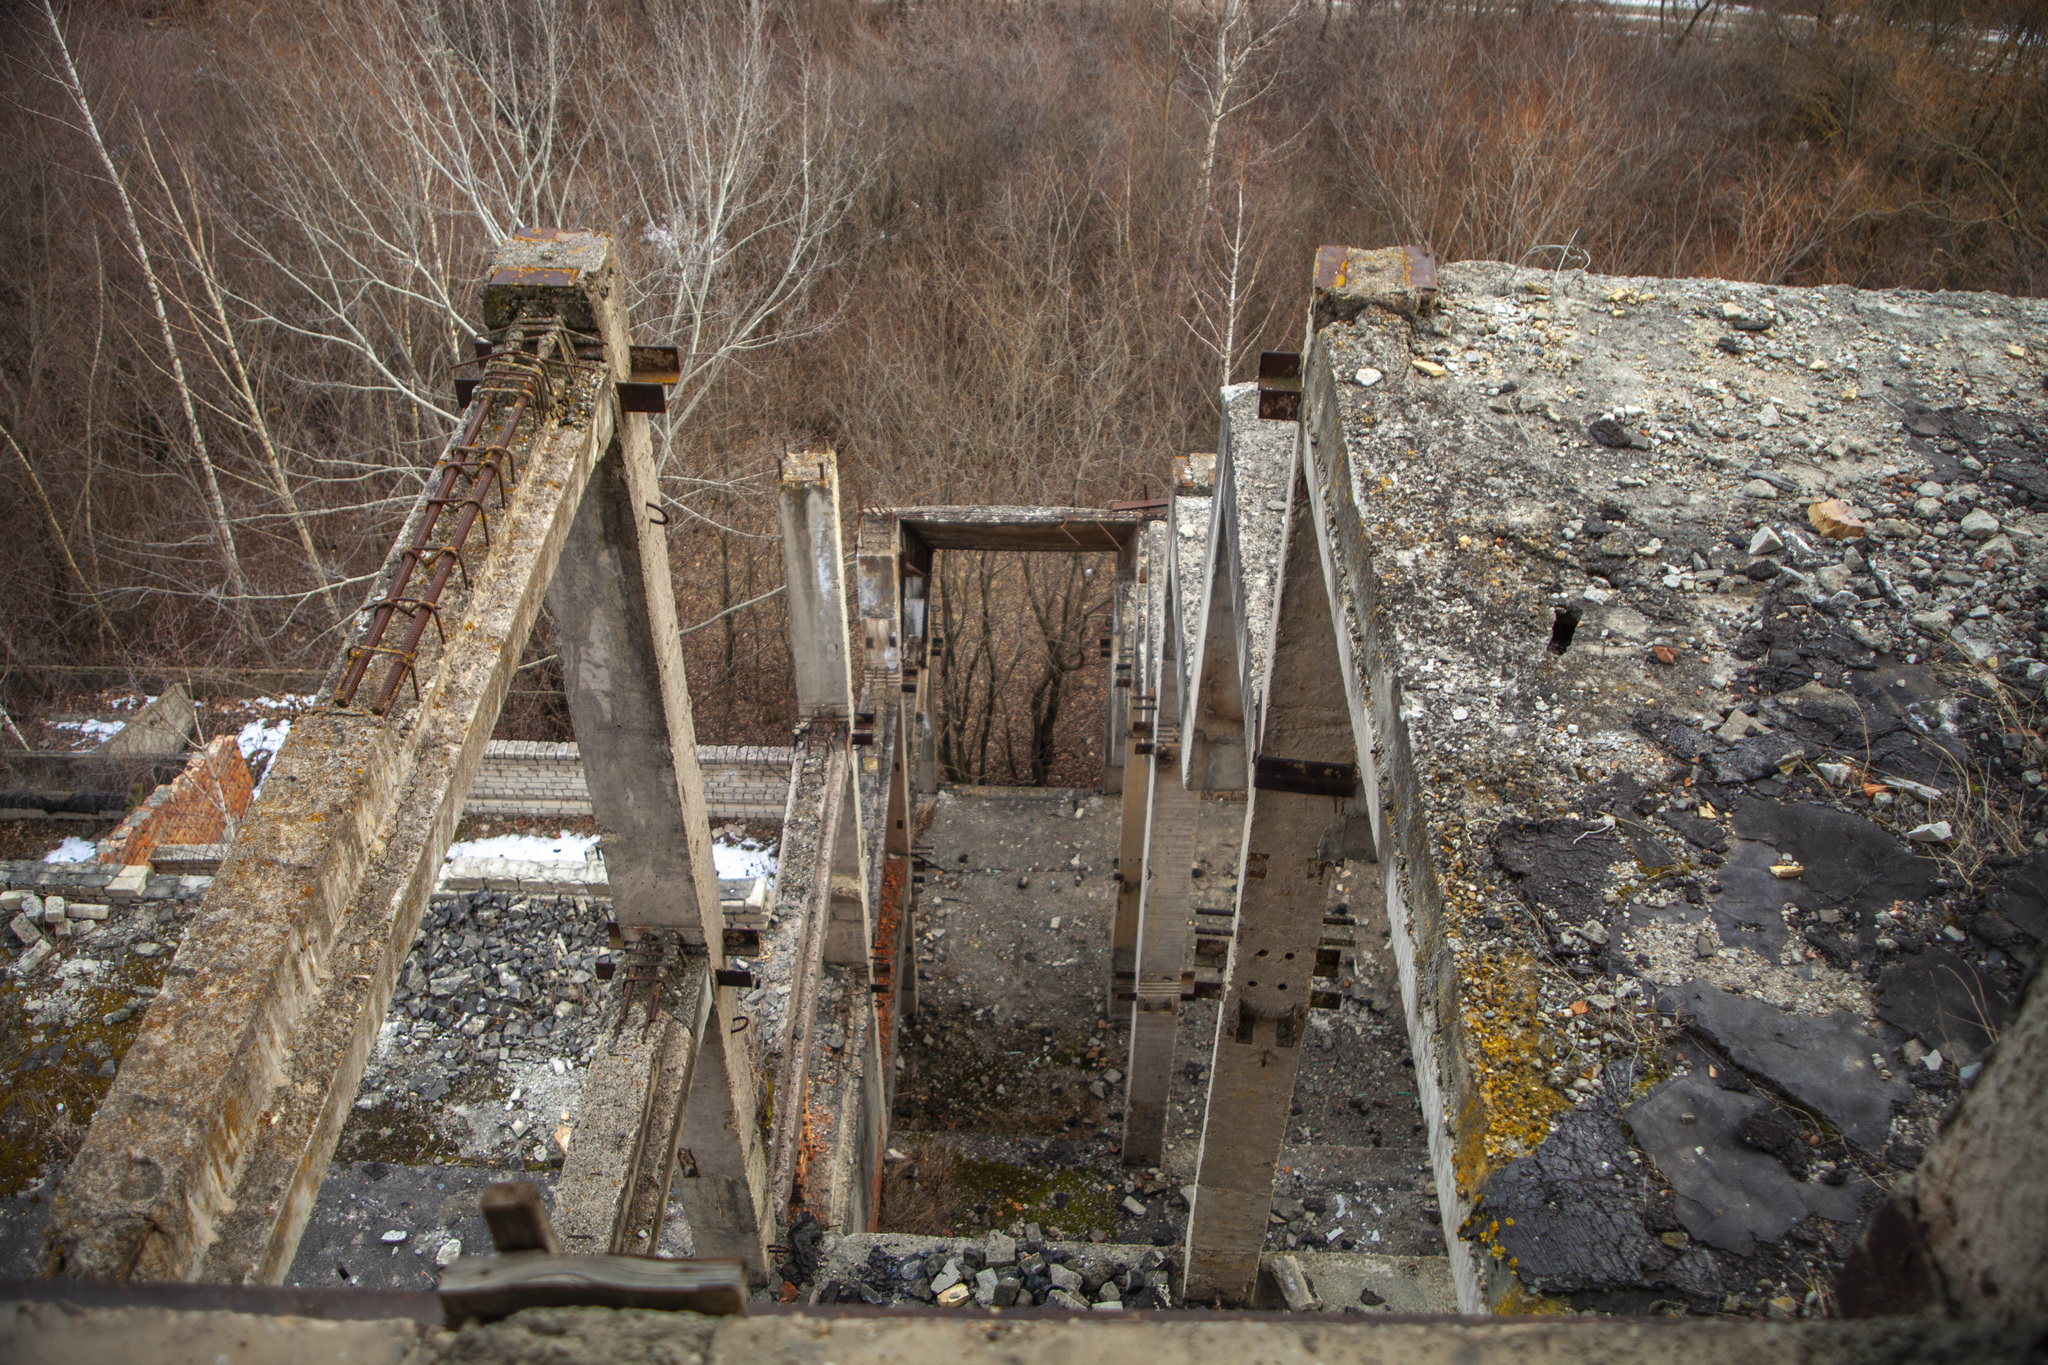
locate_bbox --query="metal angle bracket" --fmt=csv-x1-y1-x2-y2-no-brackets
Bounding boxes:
1256,350,1302,422
1252,754,1358,799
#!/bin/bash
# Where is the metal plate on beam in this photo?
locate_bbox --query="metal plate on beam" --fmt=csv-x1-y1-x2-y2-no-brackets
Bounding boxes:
617,382,667,414
1253,755,1358,798
628,346,683,385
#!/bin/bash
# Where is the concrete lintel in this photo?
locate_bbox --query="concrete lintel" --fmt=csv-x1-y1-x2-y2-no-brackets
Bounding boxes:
1183,445,1364,1306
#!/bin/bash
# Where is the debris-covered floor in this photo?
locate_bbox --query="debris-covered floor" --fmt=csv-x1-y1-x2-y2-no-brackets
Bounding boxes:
877,784,1444,1300
1307,258,2048,1316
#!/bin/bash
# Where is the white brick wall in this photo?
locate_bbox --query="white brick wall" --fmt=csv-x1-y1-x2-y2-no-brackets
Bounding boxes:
465,741,796,820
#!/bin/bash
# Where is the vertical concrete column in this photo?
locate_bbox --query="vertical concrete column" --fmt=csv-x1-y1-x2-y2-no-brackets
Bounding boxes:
781,453,868,967
546,242,769,1276
1103,557,1136,795
1182,458,1362,1307
779,452,854,722
1123,579,1197,1168
550,452,711,942
1107,539,1153,1021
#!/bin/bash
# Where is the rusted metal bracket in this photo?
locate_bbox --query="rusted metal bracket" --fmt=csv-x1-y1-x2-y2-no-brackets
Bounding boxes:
1252,754,1358,798
1257,351,1303,422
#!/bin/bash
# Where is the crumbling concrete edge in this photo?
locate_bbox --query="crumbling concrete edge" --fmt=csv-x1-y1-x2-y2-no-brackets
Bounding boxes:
1301,306,1491,1313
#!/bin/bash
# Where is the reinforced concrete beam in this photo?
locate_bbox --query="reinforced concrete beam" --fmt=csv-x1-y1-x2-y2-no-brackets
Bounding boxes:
780,452,855,723
53,231,629,1282
553,948,710,1254
1181,433,1370,1306
764,728,848,1220
1124,528,1198,1167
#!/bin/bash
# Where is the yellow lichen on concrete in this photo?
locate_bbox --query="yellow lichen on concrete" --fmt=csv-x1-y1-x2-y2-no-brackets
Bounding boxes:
1454,949,1568,1188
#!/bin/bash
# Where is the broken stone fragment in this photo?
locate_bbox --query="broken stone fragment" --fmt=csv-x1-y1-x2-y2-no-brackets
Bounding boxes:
1906,821,1953,843
1807,499,1867,540
1960,508,2002,541
1354,367,1383,387
1748,526,1785,556
1665,979,1908,1150
1411,358,1446,378
1628,1073,1862,1255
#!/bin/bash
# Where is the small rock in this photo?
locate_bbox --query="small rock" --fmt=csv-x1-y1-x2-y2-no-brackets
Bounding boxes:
1910,609,1955,634
1960,508,2002,541
1695,925,1721,958
937,1283,971,1307
1411,359,1446,378
1578,918,1609,946
381,1229,408,1245
1122,1196,1148,1217
1907,821,1954,844
1748,526,1785,556
1757,405,1782,427
132,942,162,958
1914,497,1945,520
435,1238,462,1268
1743,480,1780,499
1808,499,1867,540
1650,646,1678,666
1816,762,1853,785
1354,367,1383,387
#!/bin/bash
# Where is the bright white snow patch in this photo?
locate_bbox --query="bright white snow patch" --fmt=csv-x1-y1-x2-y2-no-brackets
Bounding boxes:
715,840,776,880
44,836,98,863
446,830,600,863
237,717,291,761
440,830,777,881
50,719,123,747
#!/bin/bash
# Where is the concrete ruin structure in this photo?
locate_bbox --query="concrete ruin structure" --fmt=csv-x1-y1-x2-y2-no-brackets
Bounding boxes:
14,228,2048,1358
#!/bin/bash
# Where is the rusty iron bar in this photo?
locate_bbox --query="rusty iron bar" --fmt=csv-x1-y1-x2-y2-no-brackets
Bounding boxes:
334,311,570,713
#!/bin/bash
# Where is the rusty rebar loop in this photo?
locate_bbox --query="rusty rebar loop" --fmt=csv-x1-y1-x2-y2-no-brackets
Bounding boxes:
333,307,567,710
383,596,448,647
340,643,421,708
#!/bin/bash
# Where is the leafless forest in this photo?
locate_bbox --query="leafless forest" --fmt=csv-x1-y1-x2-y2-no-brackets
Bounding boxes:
0,0,2041,783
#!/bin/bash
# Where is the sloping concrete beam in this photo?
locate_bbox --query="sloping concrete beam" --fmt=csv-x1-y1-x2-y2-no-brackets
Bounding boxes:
553,950,710,1253
1124,528,1198,1167
53,233,626,1281
1181,424,1370,1305
780,452,855,723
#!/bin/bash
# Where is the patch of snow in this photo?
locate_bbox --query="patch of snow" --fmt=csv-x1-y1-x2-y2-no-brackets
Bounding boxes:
237,717,291,761
715,839,777,880
446,830,601,863
44,836,98,863
50,719,123,746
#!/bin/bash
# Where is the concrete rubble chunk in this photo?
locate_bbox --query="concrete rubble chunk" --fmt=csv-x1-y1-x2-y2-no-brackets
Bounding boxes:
1627,1073,1862,1256
1269,1254,1321,1312
1311,244,1437,325
1661,979,1906,1150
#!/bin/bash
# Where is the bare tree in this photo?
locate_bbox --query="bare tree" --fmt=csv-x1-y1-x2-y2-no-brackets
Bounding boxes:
41,1,263,650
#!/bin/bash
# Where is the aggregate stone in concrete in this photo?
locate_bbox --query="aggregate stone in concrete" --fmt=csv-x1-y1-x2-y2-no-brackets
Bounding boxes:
1874,948,2011,1064
1627,1073,1862,1256
1660,978,1905,1149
